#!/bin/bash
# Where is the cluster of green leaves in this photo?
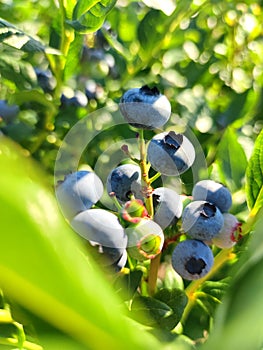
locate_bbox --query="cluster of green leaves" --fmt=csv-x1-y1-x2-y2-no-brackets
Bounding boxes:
0,0,263,349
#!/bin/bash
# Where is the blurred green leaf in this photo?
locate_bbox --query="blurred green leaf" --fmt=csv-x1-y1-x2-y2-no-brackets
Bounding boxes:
63,33,84,81
0,55,37,90
68,0,117,33
214,127,247,191
137,10,168,59
10,90,56,112
0,18,57,54
0,137,160,350
141,0,176,16
246,129,263,212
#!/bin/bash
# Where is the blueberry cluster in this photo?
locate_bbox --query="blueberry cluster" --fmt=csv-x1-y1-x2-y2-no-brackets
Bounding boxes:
56,85,242,283
56,170,128,270
172,180,241,280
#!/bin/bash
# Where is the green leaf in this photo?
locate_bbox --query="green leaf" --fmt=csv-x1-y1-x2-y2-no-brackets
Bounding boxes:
246,129,263,212
10,90,56,112
130,296,171,327
214,127,247,191
0,137,161,350
130,289,187,331
63,33,84,81
72,0,101,19
0,18,45,53
68,0,117,33
137,10,168,59
0,55,37,90
154,288,188,331
114,270,143,301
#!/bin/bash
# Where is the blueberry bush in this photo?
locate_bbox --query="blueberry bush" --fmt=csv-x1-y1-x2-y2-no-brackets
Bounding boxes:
1,1,263,349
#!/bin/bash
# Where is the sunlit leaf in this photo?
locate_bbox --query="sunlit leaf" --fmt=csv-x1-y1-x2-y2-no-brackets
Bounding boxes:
0,18,58,53
246,129,263,212
141,0,176,16
214,127,247,191
68,0,117,33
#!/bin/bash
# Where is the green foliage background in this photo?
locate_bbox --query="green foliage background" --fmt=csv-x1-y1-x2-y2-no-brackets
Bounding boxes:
0,0,263,349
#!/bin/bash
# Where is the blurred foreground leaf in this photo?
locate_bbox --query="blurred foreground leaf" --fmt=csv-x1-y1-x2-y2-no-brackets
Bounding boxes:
0,136,160,350
246,129,263,213
201,209,263,350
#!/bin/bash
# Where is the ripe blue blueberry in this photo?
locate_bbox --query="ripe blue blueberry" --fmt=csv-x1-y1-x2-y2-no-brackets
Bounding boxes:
152,187,183,229
147,131,195,176
34,68,56,92
71,208,127,264
182,201,224,241
125,219,164,261
111,250,127,272
119,85,171,129
192,180,232,213
0,100,19,124
106,163,142,203
171,239,214,280
56,170,103,220
61,90,88,108
212,213,242,249
89,242,127,268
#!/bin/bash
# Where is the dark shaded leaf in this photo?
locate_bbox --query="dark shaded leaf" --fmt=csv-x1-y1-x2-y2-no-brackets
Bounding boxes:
154,288,188,331
114,270,143,301
130,296,171,327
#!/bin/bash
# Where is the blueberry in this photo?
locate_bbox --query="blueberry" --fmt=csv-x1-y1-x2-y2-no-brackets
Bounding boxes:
111,249,127,272
0,100,19,124
192,180,232,213
61,90,88,108
152,187,183,229
89,241,127,268
106,164,142,203
71,209,127,262
125,219,164,261
212,213,242,249
56,170,103,220
182,201,224,241
171,239,214,280
147,131,195,176
119,85,171,129
34,68,56,92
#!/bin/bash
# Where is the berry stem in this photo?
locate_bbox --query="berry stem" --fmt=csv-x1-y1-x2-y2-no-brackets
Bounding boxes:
149,172,161,184
138,129,153,217
147,253,161,296
137,129,160,295
181,248,236,324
